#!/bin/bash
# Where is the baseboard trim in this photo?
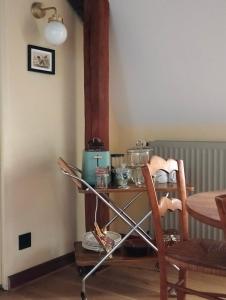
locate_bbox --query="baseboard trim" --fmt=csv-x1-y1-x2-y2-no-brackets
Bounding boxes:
8,252,75,289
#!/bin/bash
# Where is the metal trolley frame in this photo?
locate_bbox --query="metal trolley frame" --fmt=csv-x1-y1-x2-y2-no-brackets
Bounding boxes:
58,157,194,300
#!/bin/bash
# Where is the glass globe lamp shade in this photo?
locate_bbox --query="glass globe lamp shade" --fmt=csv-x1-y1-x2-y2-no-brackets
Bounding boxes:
44,21,67,45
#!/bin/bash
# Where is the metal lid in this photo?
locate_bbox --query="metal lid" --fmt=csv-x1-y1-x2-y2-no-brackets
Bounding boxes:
86,137,105,151
127,148,151,153
127,140,152,153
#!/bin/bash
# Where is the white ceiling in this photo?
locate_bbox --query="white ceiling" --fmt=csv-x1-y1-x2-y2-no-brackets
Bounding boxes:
109,0,226,126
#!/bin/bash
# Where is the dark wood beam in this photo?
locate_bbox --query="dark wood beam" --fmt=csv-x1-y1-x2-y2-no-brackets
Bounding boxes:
84,0,110,230
67,0,84,21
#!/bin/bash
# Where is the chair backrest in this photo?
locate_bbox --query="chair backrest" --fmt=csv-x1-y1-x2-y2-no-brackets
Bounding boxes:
142,155,188,255
215,194,226,239
57,157,83,190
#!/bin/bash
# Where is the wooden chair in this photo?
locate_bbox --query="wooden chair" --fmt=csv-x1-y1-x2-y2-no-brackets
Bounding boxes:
215,194,226,239
142,155,226,300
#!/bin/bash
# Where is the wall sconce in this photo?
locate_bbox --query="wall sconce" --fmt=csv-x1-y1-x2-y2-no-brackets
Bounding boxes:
31,2,67,46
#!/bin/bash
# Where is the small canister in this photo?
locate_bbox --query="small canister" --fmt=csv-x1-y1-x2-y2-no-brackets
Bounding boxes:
111,153,125,187
95,167,110,188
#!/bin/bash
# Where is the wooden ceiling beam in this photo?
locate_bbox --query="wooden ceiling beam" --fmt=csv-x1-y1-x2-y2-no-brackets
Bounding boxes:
67,0,84,21
68,0,110,231
83,0,110,231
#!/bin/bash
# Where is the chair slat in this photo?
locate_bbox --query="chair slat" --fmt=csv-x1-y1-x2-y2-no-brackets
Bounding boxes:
142,155,226,299
158,196,182,217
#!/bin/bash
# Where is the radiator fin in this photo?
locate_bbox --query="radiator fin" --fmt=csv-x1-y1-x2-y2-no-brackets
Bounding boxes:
149,140,226,240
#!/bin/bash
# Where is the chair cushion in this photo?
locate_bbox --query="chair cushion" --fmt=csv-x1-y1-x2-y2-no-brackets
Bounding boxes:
165,239,226,276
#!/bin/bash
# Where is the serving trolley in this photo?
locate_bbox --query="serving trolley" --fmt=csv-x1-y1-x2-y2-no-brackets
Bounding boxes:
58,157,194,300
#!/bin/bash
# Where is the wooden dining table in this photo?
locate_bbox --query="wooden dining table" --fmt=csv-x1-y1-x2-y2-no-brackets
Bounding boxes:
186,190,226,229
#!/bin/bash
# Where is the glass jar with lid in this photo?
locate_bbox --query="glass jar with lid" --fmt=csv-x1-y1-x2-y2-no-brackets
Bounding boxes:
127,140,153,186
127,140,152,167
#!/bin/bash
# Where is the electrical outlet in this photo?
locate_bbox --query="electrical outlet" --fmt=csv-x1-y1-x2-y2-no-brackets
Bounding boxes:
19,232,31,250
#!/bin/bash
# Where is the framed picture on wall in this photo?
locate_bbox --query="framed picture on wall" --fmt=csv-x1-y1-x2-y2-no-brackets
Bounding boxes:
27,45,55,74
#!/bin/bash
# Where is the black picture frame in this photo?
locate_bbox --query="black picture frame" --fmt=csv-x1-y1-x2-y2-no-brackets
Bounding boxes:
27,45,55,74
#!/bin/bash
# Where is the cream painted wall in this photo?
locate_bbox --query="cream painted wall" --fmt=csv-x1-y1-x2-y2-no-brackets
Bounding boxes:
0,0,4,286
0,0,84,289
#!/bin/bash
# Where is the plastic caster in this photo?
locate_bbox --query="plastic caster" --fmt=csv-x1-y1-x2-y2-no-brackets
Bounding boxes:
154,262,160,272
81,291,87,300
78,267,85,277
77,266,93,277
168,287,177,297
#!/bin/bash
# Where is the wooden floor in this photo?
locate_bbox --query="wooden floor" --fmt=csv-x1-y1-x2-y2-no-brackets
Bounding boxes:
0,259,225,299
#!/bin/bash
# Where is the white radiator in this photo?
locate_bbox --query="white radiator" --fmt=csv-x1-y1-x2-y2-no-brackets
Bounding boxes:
148,140,226,240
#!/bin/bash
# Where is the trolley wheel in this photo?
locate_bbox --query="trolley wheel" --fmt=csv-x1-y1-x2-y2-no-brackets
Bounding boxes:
78,266,85,277
77,265,108,277
77,266,93,277
154,261,160,272
168,287,177,297
81,291,87,300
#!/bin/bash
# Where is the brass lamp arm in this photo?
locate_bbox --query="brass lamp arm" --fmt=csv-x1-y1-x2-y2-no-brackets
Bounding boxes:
31,1,67,45
31,2,58,19
41,6,57,15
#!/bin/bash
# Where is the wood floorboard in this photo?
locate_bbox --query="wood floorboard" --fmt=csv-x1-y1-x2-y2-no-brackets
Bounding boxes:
0,259,225,299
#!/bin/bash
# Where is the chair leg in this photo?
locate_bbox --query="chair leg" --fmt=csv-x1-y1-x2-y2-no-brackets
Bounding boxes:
177,268,187,300
160,265,168,300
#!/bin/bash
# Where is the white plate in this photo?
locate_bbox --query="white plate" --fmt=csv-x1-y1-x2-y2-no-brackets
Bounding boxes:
82,231,121,252
82,242,104,252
